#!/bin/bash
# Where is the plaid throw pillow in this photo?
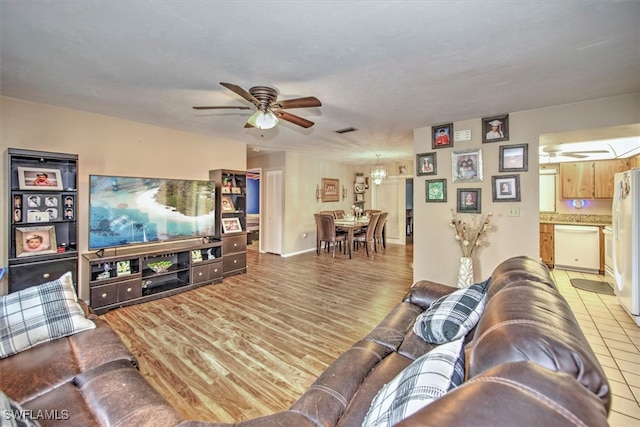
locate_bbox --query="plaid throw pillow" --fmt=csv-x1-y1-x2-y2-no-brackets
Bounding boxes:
0,272,95,359
363,338,465,427
413,278,490,344
0,391,41,427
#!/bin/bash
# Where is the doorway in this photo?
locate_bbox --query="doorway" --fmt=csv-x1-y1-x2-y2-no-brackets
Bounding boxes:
264,170,283,254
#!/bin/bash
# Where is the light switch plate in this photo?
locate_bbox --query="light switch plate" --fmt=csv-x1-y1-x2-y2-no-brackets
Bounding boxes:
508,207,520,217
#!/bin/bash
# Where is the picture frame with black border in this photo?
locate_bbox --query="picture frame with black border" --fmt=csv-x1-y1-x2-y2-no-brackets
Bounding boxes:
457,188,482,213
451,149,483,182
416,152,437,176
425,179,447,202
432,123,453,149
482,114,509,143
63,207,74,220
17,167,64,191
63,195,74,208
499,143,528,172
492,174,521,202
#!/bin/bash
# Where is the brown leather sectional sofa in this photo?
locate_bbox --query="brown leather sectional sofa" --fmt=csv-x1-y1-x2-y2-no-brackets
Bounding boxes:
1,256,610,426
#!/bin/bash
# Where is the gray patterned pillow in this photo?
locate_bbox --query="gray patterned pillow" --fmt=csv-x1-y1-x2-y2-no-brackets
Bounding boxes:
0,272,95,359
413,278,490,344
363,338,465,427
0,391,41,426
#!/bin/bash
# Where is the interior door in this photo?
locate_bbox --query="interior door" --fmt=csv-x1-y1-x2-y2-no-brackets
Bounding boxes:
372,177,405,245
264,170,283,254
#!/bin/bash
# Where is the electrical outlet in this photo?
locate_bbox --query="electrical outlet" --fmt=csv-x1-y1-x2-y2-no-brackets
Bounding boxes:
508,207,520,217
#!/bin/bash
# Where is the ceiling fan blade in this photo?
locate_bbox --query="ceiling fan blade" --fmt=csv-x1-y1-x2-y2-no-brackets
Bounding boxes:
193,106,252,110
562,152,588,159
275,96,322,110
276,111,314,128
564,150,610,154
220,82,260,106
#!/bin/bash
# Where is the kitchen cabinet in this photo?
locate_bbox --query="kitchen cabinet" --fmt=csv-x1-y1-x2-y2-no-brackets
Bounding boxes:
560,159,628,199
629,155,640,169
539,223,554,267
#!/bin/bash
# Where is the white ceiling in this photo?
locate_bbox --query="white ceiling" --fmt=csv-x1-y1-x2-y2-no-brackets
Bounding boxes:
1,1,639,165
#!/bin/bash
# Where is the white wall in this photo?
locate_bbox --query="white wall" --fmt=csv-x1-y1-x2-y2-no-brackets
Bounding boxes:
1,96,246,297
413,93,640,286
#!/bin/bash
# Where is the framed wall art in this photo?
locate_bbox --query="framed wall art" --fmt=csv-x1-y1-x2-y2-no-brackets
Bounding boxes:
457,188,482,214
482,114,509,143
499,143,528,172
416,152,437,176
15,225,57,257
451,149,483,182
425,179,447,202
492,174,521,202
321,178,340,202
432,123,453,149
17,167,64,191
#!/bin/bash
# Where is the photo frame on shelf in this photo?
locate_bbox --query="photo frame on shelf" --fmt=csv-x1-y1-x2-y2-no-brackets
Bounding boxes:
221,217,243,233
191,249,203,263
15,225,57,257
24,194,59,222
492,174,521,202
63,207,74,220
425,179,447,202
321,178,340,202
13,207,22,223
499,143,528,172
451,149,483,182
116,260,131,276
221,195,235,212
482,114,509,143
456,188,482,213
416,152,437,176
432,123,453,149
17,167,64,191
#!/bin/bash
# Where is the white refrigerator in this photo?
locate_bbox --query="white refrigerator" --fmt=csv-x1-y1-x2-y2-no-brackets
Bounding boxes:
612,168,640,326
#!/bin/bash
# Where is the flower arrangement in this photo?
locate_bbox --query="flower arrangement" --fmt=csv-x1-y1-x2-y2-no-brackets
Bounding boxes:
449,209,492,257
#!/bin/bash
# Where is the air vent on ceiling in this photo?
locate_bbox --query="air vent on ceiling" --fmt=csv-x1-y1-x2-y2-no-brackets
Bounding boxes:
335,127,358,134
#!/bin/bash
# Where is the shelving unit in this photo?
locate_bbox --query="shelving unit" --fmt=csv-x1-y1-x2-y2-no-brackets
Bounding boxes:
209,169,248,277
7,148,79,293
84,239,222,314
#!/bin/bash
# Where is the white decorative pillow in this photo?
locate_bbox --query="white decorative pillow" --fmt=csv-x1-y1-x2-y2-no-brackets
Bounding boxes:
0,391,41,427
413,278,490,344
0,272,95,359
363,338,465,427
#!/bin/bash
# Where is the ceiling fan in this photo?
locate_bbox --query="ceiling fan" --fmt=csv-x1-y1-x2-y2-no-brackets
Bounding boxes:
541,144,610,159
193,82,321,129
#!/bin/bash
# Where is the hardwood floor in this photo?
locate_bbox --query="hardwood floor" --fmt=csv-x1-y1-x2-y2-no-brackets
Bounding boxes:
102,242,414,422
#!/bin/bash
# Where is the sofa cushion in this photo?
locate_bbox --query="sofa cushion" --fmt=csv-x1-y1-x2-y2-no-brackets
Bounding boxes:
362,337,465,427
0,272,95,359
0,390,41,427
413,278,489,344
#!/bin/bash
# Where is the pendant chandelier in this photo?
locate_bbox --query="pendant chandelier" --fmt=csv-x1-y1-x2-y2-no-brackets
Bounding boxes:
370,154,387,185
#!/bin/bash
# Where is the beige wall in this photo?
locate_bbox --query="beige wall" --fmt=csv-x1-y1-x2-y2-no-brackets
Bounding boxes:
413,93,640,286
1,96,246,298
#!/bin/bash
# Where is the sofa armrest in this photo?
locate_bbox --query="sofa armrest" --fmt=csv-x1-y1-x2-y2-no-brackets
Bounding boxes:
396,361,609,427
177,411,315,427
402,280,456,310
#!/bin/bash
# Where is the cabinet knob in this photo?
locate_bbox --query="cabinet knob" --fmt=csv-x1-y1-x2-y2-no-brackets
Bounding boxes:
233,260,237,264
101,293,108,299
43,273,51,279
126,287,132,293
233,243,238,247
198,272,203,276
214,268,218,273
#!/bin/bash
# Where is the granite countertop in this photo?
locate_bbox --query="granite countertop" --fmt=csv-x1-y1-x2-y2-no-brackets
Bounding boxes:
539,213,612,227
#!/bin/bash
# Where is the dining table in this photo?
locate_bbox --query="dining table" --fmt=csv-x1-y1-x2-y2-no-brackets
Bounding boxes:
334,216,370,259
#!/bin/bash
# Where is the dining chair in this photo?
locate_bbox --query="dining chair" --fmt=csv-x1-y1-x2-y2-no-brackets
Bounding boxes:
353,212,381,257
320,210,335,217
374,211,388,252
364,209,382,216
333,210,345,219
314,213,346,258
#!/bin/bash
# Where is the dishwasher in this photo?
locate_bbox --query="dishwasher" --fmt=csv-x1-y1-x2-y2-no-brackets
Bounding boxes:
554,225,600,273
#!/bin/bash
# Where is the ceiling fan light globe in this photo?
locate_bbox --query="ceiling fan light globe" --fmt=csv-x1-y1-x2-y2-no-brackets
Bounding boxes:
247,110,279,129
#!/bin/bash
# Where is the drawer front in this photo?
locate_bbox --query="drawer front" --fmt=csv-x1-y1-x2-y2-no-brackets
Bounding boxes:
223,235,246,255
117,279,142,302
208,261,223,280
9,258,77,293
223,252,247,273
91,283,118,308
192,264,211,284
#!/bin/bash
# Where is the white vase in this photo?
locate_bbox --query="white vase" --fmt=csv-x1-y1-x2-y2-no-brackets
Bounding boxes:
457,257,473,288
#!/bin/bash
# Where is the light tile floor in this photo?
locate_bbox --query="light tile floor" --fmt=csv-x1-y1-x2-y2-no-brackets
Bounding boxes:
552,268,640,426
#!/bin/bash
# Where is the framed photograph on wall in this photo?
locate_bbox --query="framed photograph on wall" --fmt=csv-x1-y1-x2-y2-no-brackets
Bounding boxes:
482,114,509,143
432,123,453,149
17,167,64,191
221,217,243,233
492,174,521,202
425,179,447,202
416,152,437,176
499,143,528,172
456,188,482,213
15,225,57,257
451,149,483,182
321,178,340,202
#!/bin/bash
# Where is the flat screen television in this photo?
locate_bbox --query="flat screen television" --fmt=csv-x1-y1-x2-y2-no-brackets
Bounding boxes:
89,175,216,250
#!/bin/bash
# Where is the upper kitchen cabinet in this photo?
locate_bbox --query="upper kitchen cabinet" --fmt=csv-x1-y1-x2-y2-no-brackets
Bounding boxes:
561,159,629,199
